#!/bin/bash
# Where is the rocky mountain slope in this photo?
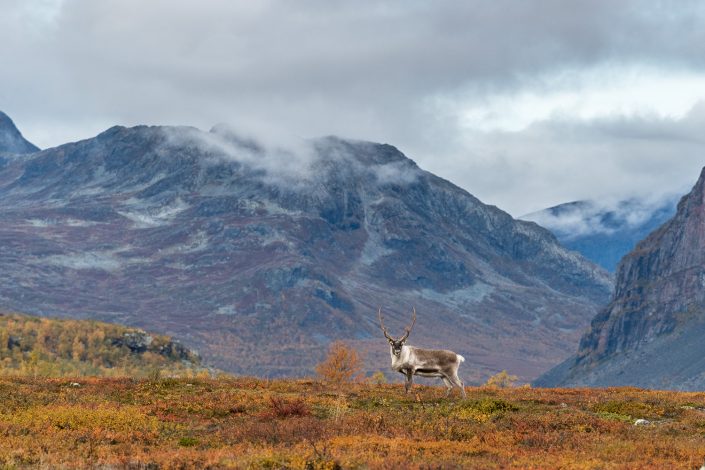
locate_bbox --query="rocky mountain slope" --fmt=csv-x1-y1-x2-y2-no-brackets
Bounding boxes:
536,167,705,390
0,111,39,155
522,198,677,272
0,113,612,381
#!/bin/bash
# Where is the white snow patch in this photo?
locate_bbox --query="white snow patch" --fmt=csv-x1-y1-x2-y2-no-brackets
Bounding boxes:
42,252,122,271
70,186,107,197
160,230,210,255
64,219,100,227
359,233,393,265
418,283,494,310
119,198,189,228
215,305,237,315
25,218,100,227
26,219,51,227
238,198,302,216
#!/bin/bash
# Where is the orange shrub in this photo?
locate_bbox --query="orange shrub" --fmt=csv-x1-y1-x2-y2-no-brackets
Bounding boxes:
484,370,519,388
315,341,362,384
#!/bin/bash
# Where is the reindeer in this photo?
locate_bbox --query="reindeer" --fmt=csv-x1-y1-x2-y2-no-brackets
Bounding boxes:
378,307,466,398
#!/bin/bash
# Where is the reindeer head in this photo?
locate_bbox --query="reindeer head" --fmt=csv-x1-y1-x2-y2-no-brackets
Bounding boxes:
378,307,416,357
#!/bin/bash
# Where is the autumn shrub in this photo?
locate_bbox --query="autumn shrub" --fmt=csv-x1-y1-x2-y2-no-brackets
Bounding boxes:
370,370,387,385
592,400,679,420
484,370,519,388
450,397,519,422
315,341,362,384
178,437,199,447
264,396,311,419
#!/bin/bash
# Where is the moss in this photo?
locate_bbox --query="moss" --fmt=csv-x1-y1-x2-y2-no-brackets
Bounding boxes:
178,437,199,447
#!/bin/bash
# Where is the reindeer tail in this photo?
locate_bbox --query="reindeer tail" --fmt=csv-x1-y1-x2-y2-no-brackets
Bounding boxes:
457,354,465,363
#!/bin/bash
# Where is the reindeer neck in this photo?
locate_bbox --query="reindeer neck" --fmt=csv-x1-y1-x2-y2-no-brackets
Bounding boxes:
390,345,413,368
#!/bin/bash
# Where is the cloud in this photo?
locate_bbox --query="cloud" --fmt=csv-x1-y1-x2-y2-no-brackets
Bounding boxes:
1,1,705,215
158,124,322,192
521,195,679,240
452,65,705,133
423,101,705,215
161,125,421,189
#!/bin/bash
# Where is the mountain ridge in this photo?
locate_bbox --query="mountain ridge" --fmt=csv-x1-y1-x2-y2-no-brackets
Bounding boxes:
535,167,705,390
0,113,612,381
521,198,678,272
0,111,39,155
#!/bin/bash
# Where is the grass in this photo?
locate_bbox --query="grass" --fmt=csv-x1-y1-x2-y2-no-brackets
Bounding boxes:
2,377,705,468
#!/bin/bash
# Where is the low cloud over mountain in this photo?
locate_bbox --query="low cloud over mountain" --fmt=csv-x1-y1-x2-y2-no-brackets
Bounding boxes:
522,197,678,271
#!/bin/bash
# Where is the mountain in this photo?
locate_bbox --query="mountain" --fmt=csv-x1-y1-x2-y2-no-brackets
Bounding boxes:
0,113,612,381
521,198,677,272
536,168,705,390
0,111,39,155
0,310,201,377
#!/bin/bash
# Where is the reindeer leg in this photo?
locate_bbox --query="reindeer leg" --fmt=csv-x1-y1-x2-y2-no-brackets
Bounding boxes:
405,369,413,394
450,374,466,398
441,377,453,397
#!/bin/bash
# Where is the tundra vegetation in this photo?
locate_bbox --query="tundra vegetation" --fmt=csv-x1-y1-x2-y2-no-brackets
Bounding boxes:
3,314,705,468
0,312,204,378
3,377,705,468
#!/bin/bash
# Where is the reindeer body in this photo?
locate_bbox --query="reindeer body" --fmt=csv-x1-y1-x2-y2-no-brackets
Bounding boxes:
390,345,466,397
379,308,466,398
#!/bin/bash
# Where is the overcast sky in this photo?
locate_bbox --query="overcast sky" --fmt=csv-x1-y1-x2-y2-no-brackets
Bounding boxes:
3,0,705,215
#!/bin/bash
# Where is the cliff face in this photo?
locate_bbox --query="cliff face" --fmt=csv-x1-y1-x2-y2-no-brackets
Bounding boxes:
0,114,613,381
536,168,705,390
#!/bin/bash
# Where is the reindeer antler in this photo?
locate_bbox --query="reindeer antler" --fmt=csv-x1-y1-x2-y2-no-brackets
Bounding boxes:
400,307,416,342
378,307,393,340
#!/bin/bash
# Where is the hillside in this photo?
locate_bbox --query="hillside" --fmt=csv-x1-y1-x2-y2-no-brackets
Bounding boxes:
521,198,677,272
0,311,202,378
536,167,705,390
2,377,705,468
0,113,612,381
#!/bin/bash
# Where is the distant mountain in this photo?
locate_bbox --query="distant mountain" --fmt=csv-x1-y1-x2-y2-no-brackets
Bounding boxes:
0,111,39,155
522,198,677,272
0,311,201,377
536,167,705,390
0,112,612,382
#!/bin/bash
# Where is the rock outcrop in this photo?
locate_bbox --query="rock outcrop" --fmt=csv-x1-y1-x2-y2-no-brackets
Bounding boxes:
536,167,705,390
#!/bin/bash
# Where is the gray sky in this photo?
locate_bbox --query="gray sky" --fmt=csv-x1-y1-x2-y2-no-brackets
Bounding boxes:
3,0,705,215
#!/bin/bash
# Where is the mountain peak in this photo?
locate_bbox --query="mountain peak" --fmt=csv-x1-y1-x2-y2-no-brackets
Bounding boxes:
0,111,40,155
